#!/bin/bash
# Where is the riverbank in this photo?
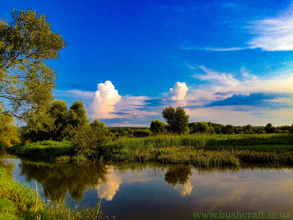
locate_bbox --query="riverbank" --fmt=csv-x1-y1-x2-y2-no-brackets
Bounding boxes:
0,163,104,219
8,133,293,166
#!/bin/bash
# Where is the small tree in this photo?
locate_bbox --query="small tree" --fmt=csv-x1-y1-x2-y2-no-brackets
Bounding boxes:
73,119,110,157
150,120,167,135
162,106,189,134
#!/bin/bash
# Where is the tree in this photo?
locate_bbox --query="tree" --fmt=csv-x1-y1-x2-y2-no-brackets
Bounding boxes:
150,120,167,135
73,119,111,157
0,9,66,121
22,100,89,142
48,100,68,140
243,124,254,134
162,106,189,134
191,122,210,134
265,123,277,133
62,100,89,140
224,124,235,135
0,113,19,147
21,100,67,142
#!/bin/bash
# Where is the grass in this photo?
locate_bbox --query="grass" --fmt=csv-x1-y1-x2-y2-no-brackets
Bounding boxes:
0,165,106,219
8,140,76,160
55,155,87,162
0,197,20,220
100,133,293,166
7,133,293,166
105,133,293,151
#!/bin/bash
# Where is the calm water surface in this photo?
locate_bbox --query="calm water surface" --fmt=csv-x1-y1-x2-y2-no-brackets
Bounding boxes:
2,156,293,220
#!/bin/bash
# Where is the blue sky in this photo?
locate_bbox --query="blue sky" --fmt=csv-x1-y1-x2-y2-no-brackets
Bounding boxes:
1,0,293,126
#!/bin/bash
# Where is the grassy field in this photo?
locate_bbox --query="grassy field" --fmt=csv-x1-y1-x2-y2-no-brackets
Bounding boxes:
7,133,293,166
99,133,293,166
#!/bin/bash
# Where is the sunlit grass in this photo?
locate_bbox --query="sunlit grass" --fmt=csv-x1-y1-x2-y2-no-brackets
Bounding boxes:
0,166,106,219
101,133,293,166
8,140,76,159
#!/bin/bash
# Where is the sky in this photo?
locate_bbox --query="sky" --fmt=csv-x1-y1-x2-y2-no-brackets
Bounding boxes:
1,0,293,127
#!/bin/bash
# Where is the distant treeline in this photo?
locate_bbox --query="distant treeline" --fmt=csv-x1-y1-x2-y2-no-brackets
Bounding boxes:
107,122,293,138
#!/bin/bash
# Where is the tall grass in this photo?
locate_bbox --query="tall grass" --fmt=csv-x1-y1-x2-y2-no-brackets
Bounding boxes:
0,166,107,219
105,133,293,151
100,133,293,166
8,140,76,159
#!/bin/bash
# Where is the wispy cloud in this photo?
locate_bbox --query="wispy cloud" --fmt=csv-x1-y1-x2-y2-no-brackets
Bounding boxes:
248,9,293,51
54,89,94,99
194,65,240,87
181,46,247,51
184,65,293,125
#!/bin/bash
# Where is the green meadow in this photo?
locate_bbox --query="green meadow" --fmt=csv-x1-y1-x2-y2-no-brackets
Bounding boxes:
8,133,293,166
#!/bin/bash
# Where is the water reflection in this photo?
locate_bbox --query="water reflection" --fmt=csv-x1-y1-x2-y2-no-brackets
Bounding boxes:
19,161,107,202
96,167,122,201
11,159,293,220
0,158,16,177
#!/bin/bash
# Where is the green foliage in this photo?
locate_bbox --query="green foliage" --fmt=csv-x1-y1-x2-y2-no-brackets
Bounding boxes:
0,113,19,147
73,119,111,157
0,9,66,120
162,106,189,134
8,140,75,159
36,200,103,220
150,120,167,135
224,124,235,134
101,133,293,165
48,100,68,140
22,100,93,143
0,167,37,214
132,129,152,137
62,100,89,141
0,197,19,220
191,121,214,134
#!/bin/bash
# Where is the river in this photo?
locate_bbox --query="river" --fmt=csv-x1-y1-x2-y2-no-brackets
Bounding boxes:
1,156,293,220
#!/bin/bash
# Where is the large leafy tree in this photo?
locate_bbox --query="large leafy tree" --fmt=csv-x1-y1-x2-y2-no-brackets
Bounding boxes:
162,106,189,134
0,9,66,121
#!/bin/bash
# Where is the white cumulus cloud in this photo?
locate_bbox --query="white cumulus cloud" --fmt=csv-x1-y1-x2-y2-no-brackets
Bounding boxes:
90,81,121,119
167,82,188,100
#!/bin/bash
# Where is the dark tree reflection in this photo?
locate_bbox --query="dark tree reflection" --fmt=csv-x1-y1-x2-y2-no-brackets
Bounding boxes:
19,161,108,202
164,165,192,186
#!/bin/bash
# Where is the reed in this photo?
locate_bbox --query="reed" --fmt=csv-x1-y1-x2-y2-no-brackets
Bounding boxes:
105,133,293,151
